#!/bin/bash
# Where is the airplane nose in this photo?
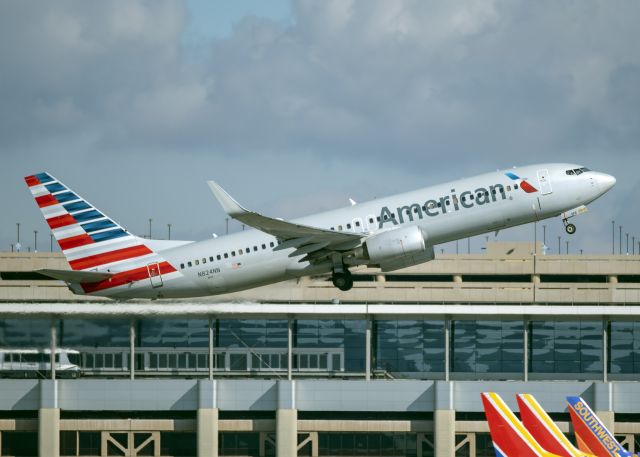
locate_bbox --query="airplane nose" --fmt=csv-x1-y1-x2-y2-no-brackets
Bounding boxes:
598,173,616,192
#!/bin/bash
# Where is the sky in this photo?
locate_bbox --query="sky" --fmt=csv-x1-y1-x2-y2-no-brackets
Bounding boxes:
1,0,639,255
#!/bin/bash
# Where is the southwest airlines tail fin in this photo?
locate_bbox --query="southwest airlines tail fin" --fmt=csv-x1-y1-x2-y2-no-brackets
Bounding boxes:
24,172,178,294
517,394,595,457
566,396,632,457
481,392,562,457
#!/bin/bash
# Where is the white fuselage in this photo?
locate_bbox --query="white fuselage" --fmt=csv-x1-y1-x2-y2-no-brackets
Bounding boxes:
94,163,615,299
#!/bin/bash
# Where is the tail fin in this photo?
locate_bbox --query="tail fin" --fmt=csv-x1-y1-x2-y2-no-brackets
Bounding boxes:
24,172,176,294
481,392,562,457
566,396,631,457
517,394,595,457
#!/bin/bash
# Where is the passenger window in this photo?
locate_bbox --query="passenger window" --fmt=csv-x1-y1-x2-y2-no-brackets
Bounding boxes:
195,260,199,266
187,261,192,267
470,194,474,200
338,225,343,230
356,221,361,226
253,246,258,252
238,249,242,256
217,255,221,260
209,257,214,262
202,258,206,264
330,227,335,231
485,191,489,196
262,244,266,249
270,242,274,247
246,248,250,253
437,202,441,207
445,200,450,206
180,263,184,269
506,185,511,191
347,223,352,229
376,216,380,222
224,253,228,259
231,251,236,257
368,218,373,223
461,196,466,202
514,184,519,189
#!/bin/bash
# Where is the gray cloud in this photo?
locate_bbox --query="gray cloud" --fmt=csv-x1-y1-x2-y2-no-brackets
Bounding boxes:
1,0,639,253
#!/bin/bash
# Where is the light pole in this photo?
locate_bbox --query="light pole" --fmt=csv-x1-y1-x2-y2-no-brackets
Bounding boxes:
612,220,615,255
558,236,561,255
633,236,636,255
16,222,20,244
543,224,547,248
167,223,172,240
467,238,471,254
566,240,569,255
225,217,229,235
619,225,622,255
626,233,629,255
50,234,54,252
456,239,459,255
148,218,152,239
34,230,38,252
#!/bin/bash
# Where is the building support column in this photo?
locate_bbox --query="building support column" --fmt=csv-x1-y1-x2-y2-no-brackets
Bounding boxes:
434,381,455,457
198,380,219,457
594,381,615,433
39,380,59,457
277,380,297,457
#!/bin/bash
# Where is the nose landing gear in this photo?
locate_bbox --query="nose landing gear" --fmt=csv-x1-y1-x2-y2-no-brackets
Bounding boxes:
562,217,577,234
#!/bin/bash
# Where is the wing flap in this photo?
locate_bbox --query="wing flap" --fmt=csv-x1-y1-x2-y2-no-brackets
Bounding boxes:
37,269,113,283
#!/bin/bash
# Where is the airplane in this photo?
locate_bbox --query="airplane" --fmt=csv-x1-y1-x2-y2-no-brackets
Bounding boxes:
516,393,596,457
481,392,563,457
566,396,635,457
20,163,615,299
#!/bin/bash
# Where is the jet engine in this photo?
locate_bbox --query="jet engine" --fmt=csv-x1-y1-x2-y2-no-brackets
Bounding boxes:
365,225,427,263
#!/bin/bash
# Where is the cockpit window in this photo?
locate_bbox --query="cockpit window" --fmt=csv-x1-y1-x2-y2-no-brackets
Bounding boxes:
566,167,591,176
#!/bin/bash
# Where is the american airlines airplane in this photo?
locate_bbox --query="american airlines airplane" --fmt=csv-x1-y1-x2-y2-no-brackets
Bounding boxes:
22,164,615,299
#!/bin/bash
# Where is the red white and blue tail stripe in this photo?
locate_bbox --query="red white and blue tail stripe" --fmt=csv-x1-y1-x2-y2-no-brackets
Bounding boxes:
24,172,179,296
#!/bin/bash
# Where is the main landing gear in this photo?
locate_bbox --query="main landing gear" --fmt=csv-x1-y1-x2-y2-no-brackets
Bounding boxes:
332,270,353,291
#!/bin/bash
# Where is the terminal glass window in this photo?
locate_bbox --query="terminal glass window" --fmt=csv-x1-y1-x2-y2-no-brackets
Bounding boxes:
294,319,366,372
530,320,602,375
451,320,523,375
375,320,445,376
318,433,420,457
139,319,208,348
0,319,50,348
609,321,640,374
216,320,288,372
60,319,130,373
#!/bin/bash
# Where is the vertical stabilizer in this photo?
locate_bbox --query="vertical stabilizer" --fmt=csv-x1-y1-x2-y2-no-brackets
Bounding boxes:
566,397,631,457
481,392,562,457
24,172,178,295
517,394,595,457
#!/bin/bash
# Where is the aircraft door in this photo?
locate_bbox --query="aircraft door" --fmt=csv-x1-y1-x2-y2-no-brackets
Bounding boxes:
537,169,552,195
147,262,163,288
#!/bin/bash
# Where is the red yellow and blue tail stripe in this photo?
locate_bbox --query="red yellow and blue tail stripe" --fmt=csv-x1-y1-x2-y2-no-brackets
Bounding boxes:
517,394,595,457
481,392,562,457
24,172,178,295
566,396,632,457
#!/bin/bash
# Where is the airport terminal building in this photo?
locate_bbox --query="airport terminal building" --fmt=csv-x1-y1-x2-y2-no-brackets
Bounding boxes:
1,242,640,457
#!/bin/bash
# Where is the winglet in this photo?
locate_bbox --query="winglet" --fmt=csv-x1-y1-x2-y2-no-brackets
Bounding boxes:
207,180,250,218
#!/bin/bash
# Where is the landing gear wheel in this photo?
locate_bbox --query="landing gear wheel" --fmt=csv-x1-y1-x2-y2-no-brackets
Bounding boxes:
332,271,353,291
565,223,576,235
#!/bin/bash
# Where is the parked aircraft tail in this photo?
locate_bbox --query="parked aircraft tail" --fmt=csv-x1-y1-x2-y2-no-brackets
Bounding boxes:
566,396,632,457
517,393,595,457
23,172,182,294
481,392,562,457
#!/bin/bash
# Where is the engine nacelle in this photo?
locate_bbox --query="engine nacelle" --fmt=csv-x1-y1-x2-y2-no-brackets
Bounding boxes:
365,225,427,263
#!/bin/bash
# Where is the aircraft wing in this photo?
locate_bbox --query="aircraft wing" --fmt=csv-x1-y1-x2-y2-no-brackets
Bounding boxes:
37,269,113,283
208,180,363,260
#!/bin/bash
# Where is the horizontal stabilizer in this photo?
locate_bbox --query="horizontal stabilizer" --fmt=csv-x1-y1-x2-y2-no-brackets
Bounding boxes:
37,269,112,283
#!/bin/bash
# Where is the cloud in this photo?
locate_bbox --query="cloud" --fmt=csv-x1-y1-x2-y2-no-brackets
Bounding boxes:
0,0,638,251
